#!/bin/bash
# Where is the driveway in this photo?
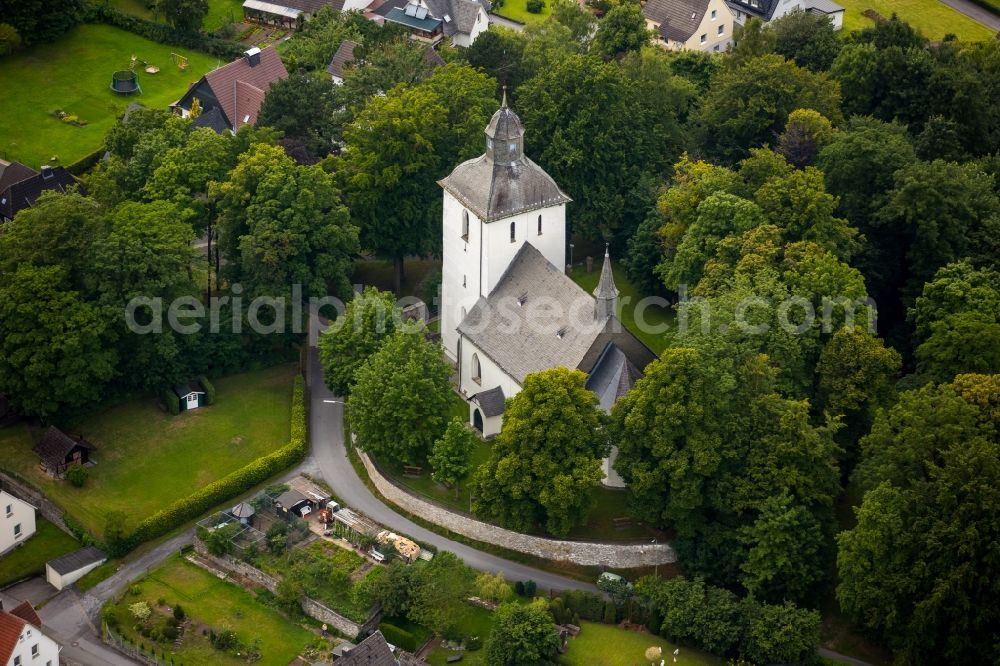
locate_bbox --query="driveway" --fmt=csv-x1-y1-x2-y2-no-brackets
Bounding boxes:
937,0,1000,31
306,309,596,593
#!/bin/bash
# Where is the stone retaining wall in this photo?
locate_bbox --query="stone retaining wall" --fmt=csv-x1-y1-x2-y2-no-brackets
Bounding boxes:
0,470,74,537
191,539,377,639
359,451,676,568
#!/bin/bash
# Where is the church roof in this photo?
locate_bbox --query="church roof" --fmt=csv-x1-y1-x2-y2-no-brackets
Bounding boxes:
458,244,654,384
585,342,643,412
438,102,570,222
594,247,618,300
472,386,506,417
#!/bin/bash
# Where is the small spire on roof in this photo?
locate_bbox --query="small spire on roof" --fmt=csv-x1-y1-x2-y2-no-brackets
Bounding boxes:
501,85,508,108
594,243,619,321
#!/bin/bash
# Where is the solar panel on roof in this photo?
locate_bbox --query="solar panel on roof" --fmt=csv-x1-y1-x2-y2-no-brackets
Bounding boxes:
415,6,427,18
404,3,417,15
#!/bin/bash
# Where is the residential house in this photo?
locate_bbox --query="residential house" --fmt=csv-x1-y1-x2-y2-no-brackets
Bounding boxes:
31,427,96,478
0,492,36,557
0,601,60,666
333,630,426,664
327,39,359,84
438,99,657,486
0,160,35,195
726,0,844,29
642,0,736,52
172,47,289,133
45,546,107,591
0,165,80,223
242,0,370,28
373,0,489,46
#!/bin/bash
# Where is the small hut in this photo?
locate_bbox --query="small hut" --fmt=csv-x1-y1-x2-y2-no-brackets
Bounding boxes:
231,501,255,526
32,427,96,477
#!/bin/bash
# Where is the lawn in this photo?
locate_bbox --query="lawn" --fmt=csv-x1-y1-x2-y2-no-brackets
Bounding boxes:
494,0,552,24
425,603,495,665
570,261,673,355
105,554,316,666
0,519,80,587
104,0,246,31
0,364,298,536
838,0,995,41
0,23,222,168
560,622,722,666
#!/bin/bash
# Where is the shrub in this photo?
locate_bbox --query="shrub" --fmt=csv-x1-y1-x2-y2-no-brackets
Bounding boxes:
523,580,537,597
603,601,617,624
102,605,119,629
514,581,525,596
466,635,482,651
65,464,88,487
199,376,216,405
162,625,178,640
162,389,180,415
173,605,185,621
129,602,151,622
526,0,544,12
379,623,417,652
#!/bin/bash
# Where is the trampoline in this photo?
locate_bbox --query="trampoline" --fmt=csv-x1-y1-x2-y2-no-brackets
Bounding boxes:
110,70,141,95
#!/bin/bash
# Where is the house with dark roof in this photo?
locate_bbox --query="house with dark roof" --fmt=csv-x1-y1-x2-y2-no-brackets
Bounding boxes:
726,0,843,29
242,0,367,28
0,165,81,223
173,47,288,133
31,427,96,478
334,630,426,665
0,601,60,666
438,99,656,487
642,0,736,52
45,546,107,591
0,160,35,194
327,39,359,84
374,0,489,46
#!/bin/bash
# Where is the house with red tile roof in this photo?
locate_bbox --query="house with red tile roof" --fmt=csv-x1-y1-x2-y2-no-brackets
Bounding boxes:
0,601,59,666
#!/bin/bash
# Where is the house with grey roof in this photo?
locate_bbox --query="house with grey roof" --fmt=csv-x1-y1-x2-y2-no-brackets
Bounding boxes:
726,0,844,30
376,0,489,46
438,97,656,486
642,0,737,52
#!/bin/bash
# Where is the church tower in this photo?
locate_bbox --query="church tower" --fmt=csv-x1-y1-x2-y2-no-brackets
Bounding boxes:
437,95,572,361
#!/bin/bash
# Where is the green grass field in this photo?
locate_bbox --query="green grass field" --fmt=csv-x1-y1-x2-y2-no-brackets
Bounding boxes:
105,0,245,31
560,622,722,666
0,519,80,587
839,0,996,41
494,0,552,24
106,554,315,665
0,364,297,536
0,23,221,168
571,261,673,355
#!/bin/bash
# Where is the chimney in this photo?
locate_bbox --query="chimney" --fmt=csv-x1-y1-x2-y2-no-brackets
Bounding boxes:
244,47,261,67
593,244,618,321
41,165,53,180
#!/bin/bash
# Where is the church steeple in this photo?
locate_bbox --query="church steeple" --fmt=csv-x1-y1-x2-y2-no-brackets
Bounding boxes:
594,245,618,320
484,91,524,165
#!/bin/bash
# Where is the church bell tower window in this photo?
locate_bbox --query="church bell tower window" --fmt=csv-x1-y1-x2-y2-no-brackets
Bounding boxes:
462,210,469,241
510,221,516,243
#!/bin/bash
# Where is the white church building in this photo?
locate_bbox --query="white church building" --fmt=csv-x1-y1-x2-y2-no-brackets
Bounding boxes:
437,98,657,487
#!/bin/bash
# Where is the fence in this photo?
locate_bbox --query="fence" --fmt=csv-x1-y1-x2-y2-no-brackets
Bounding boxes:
104,627,168,666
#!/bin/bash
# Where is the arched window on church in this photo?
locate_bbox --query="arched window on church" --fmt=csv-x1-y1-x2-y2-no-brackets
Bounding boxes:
472,353,481,384
510,221,516,243
537,214,542,236
462,210,469,241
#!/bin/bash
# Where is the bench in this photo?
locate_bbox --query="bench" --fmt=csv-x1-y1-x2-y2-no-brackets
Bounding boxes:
402,465,424,477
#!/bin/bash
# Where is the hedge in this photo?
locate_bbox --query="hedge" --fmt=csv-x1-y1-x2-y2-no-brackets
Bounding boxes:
66,147,105,176
121,375,306,551
966,0,1000,15
199,376,216,405
162,389,180,415
83,4,246,60
379,623,417,652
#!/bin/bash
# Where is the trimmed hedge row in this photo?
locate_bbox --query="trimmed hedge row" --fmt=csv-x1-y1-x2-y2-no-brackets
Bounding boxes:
162,389,180,415
83,4,246,60
66,148,104,176
966,0,1000,16
123,375,306,551
379,623,417,652
199,376,216,405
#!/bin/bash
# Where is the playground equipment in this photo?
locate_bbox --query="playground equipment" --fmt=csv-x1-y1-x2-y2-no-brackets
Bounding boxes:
171,52,188,71
110,69,141,95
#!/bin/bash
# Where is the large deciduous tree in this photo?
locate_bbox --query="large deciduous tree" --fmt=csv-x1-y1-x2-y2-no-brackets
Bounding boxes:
591,3,650,59
257,71,345,159
485,600,560,666
155,0,209,31
350,331,452,464
318,287,398,397
429,418,478,489
769,8,842,72
473,368,606,537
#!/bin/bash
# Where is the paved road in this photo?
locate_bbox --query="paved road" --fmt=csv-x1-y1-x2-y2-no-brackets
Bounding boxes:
306,310,595,593
487,12,525,31
937,0,1000,31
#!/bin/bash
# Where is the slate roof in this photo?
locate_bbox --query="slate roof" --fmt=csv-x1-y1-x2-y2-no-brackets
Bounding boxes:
439,103,570,222
372,0,408,17
0,609,27,666
186,46,288,131
9,601,41,628
336,630,397,666
280,0,344,11
425,0,484,35
32,427,95,468
191,106,230,134
642,0,710,42
585,342,643,412
804,0,843,13
275,488,310,509
47,546,107,576
172,382,205,398
725,0,778,20
0,159,36,194
327,39,359,78
472,386,505,417
0,166,80,222
458,244,654,385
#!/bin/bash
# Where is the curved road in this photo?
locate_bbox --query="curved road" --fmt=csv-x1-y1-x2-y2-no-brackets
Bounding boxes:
307,310,595,593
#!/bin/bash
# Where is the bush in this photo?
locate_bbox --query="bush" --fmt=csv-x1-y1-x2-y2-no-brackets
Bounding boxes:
514,581,525,596
162,389,180,415
162,625,178,640
65,464,88,487
603,601,617,625
199,376,216,405
122,376,307,552
523,580,537,597
379,623,417,652
173,605,185,621
466,635,482,651
526,0,544,12
83,5,245,60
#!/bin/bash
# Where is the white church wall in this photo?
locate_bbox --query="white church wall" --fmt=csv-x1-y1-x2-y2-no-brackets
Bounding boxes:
441,190,485,360
481,204,566,295
458,335,522,402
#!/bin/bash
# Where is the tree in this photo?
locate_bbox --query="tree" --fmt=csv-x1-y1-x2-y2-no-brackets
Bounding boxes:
699,54,843,163
908,260,1000,344
351,331,452,464
257,71,345,158
475,571,513,604
728,17,775,67
466,27,527,95
916,312,1000,382
0,265,115,418
741,600,821,665
318,287,398,396
485,600,560,666
591,4,650,59
0,23,21,55
776,108,836,168
0,0,84,44
636,576,743,656
155,0,209,31
409,551,474,635
337,64,496,293
473,369,605,536
769,8,841,71
369,561,417,617
103,510,131,557
831,41,936,126
429,418,477,489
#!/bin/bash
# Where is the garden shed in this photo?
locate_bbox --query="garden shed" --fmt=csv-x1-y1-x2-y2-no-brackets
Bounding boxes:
32,426,96,477
173,382,206,411
46,546,107,591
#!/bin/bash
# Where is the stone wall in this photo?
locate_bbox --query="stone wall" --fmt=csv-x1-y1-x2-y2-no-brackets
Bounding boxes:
359,451,676,568
0,470,73,537
191,539,374,639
